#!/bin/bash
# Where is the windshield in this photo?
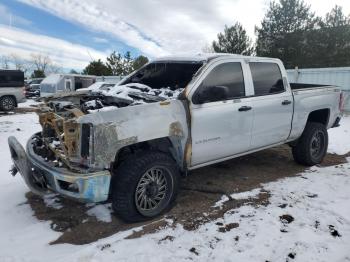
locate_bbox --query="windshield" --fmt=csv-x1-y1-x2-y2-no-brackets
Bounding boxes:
121,61,203,90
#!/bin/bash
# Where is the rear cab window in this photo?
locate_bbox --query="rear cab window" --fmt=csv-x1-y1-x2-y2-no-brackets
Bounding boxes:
193,62,245,104
0,70,24,88
249,62,285,96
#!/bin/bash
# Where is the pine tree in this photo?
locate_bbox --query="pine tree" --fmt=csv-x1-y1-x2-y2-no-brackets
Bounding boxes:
255,0,317,68
304,5,350,68
133,55,149,70
212,22,253,55
82,59,111,76
106,51,137,76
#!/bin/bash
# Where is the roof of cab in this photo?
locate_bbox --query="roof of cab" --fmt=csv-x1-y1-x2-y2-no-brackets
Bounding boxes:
152,53,280,63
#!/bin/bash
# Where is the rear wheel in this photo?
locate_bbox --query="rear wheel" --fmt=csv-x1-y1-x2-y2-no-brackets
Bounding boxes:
0,96,16,111
292,122,328,166
111,151,180,222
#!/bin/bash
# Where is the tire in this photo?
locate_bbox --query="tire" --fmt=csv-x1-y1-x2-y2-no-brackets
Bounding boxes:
292,122,328,166
0,96,16,111
111,151,180,222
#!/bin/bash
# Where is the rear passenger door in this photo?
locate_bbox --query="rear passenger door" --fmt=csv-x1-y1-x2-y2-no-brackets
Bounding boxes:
248,62,293,149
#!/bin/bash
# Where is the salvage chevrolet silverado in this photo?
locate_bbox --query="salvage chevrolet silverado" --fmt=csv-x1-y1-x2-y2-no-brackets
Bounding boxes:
8,54,343,222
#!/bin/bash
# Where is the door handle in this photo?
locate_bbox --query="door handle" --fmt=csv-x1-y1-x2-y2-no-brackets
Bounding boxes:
282,100,292,105
238,106,252,112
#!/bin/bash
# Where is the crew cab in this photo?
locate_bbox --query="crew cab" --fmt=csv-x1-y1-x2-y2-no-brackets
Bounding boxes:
8,54,343,222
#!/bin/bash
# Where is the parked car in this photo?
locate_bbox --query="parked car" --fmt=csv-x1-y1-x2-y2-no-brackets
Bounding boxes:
25,78,44,98
40,74,96,97
0,70,26,111
8,54,343,222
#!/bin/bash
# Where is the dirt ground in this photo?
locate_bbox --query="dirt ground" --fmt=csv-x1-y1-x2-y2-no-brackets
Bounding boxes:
25,145,350,245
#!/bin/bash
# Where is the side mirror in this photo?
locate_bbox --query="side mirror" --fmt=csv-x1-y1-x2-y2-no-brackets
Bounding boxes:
193,85,229,104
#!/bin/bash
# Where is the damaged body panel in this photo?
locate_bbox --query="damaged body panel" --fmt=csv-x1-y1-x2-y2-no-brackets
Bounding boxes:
78,100,189,169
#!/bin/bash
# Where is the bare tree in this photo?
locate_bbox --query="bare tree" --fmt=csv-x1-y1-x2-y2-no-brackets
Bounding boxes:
30,53,62,75
30,53,52,73
1,55,10,69
10,54,31,74
47,63,63,74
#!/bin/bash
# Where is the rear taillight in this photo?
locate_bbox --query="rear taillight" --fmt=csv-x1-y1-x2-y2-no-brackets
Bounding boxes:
339,92,344,112
22,86,26,95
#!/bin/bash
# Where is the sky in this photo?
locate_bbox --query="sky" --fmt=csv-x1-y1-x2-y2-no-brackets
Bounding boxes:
0,0,350,70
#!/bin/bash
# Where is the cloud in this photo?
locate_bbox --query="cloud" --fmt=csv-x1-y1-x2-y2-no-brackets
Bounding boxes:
0,3,32,27
0,25,108,69
19,0,169,57
8,0,350,61
18,0,241,57
93,37,109,44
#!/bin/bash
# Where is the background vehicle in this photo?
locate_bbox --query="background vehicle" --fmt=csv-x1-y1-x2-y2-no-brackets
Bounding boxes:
8,54,343,222
40,74,96,97
25,78,44,98
0,70,26,111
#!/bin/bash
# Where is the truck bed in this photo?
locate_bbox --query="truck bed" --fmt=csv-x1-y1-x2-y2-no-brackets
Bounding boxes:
290,83,333,90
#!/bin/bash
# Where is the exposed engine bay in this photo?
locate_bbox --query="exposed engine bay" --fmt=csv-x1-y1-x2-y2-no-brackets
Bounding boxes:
33,61,203,172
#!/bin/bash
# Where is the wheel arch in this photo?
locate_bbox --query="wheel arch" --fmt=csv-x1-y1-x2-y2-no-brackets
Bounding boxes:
112,136,184,174
306,108,330,126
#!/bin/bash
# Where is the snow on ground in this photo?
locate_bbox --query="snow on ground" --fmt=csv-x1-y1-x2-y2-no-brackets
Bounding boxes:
63,164,350,262
86,204,113,223
328,114,350,155
0,114,349,262
17,98,41,108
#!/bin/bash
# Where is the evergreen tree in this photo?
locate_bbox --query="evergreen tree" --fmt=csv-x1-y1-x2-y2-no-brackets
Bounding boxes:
255,0,317,68
106,51,135,76
325,5,350,27
212,22,253,55
82,59,111,76
133,55,149,70
303,5,350,67
69,69,79,74
31,70,45,78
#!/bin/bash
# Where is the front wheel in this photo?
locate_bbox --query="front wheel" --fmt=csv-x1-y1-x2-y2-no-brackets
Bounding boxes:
111,151,180,222
292,122,328,166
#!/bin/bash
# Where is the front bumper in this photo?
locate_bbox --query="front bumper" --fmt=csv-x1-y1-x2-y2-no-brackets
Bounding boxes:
8,134,111,203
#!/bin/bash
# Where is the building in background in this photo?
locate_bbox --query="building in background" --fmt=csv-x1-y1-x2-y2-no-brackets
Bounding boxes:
287,67,350,112
40,74,96,97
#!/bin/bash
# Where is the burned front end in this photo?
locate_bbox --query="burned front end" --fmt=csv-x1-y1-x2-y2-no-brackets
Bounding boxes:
8,60,201,203
8,94,113,203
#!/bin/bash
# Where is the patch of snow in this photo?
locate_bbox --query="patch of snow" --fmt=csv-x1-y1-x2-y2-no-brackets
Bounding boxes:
17,99,41,108
88,106,119,113
328,115,350,155
87,204,112,223
92,83,182,103
214,188,262,208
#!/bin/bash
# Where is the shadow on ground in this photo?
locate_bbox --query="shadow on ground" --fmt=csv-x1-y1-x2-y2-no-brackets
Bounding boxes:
25,145,350,245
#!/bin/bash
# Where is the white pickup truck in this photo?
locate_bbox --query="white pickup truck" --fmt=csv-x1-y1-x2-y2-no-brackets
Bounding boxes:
8,54,343,222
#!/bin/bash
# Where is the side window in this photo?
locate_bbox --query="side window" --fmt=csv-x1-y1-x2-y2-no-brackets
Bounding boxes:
193,62,245,104
249,62,284,96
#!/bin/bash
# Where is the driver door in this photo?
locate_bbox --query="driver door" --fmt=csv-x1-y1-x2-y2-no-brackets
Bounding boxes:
190,61,254,167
